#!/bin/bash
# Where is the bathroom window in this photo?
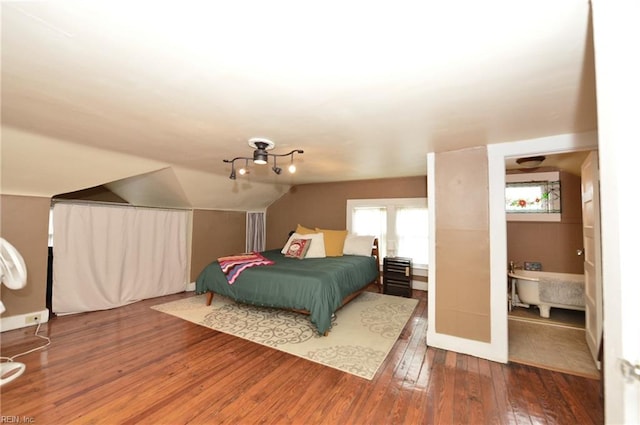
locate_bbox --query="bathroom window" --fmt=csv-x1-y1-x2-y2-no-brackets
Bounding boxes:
505,172,561,222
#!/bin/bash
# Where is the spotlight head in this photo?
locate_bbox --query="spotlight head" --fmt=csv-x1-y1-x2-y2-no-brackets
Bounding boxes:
229,170,236,180
288,164,296,174
272,166,282,175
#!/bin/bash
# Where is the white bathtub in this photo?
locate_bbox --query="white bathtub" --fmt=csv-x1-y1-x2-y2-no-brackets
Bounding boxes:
508,270,585,318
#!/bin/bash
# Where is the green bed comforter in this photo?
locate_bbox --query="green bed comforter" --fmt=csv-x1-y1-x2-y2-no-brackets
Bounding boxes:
195,249,379,334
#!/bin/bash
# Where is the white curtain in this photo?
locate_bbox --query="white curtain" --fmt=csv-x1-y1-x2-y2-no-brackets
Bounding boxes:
52,203,188,314
396,207,429,266
246,211,265,252
353,207,387,257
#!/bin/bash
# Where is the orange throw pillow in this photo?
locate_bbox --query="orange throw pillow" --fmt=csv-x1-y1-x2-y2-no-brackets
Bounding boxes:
296,224,315,235
315,228,348,257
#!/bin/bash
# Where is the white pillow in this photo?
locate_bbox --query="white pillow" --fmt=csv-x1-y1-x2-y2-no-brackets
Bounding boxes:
281,232,326,258
342,234,376,256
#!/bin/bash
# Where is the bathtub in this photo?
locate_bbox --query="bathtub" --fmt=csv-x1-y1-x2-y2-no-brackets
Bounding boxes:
508,270,585,318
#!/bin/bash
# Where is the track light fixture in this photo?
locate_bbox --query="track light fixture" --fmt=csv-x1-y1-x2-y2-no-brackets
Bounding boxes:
223,138,303,180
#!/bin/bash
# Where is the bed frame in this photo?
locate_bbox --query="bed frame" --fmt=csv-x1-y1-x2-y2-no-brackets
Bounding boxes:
204,238,382,336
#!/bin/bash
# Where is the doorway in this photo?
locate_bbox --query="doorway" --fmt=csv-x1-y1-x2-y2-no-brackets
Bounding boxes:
485,131,598,364
504,151,599,377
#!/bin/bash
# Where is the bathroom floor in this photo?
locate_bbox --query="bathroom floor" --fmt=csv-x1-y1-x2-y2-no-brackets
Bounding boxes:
508,306,599,379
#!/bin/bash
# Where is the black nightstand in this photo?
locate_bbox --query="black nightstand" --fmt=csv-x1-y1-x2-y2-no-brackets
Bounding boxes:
383,257,412,298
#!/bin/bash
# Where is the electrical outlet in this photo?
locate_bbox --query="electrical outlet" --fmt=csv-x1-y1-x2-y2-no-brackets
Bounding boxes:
24,314,40,325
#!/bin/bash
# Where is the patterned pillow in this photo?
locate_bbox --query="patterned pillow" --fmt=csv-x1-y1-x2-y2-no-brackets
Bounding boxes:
284,239,311,259
281,232,326,258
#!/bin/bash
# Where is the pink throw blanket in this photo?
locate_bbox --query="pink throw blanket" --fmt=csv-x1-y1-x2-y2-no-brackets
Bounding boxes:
217,252,274,284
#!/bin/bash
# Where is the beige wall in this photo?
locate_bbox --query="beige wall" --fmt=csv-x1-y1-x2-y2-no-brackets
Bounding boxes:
0,195,50,316
506,171,584,273
265,176,427,250
434,147,491,343
190,209,246,281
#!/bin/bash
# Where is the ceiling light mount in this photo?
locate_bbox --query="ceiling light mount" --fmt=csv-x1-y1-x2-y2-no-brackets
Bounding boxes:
248,138,275,150
515,155,546,168
223,138,303,180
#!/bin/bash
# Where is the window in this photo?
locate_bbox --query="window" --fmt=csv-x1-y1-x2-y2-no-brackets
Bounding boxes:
505,172,561,222
395,207,428,264
347,198,428,268
351,206,388,259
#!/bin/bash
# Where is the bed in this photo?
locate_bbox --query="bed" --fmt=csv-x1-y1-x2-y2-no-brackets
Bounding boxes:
195,239,381,335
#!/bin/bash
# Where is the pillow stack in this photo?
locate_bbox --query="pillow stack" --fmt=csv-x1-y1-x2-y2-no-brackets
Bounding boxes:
281,224,375,259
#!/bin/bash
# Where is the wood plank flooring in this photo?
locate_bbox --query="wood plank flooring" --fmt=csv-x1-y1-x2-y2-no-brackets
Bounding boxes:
0,290,604,424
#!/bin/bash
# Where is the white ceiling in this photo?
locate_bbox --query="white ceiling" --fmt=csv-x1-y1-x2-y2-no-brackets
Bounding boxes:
1,1,598,210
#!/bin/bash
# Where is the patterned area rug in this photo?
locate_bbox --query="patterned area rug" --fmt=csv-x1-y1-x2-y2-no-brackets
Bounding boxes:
151,292,418,380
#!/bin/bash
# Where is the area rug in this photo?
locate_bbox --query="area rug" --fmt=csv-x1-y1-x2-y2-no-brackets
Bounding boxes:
151,291,418,380
508,318,600,379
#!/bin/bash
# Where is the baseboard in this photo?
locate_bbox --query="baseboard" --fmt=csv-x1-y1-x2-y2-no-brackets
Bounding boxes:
426,329,508,364
0,309,50,333
412,280,427,291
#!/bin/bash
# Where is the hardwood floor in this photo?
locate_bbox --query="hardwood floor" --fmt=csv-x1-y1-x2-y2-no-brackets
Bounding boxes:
1,290,604,424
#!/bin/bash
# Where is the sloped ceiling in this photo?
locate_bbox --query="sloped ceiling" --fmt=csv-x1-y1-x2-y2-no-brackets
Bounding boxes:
105,168,191,209
1,1,598,210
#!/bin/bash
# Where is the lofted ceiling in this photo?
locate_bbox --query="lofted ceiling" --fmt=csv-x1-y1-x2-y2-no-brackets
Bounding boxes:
1,1,598,210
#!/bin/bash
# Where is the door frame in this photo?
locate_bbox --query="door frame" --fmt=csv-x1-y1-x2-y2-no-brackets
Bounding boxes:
486,131,598,363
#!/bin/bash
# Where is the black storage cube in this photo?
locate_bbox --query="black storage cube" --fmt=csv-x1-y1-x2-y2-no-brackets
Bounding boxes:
383,257,412,298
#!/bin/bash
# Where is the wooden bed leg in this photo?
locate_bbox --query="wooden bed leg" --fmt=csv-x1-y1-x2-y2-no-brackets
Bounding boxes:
206,291,214,306
323,330,329,337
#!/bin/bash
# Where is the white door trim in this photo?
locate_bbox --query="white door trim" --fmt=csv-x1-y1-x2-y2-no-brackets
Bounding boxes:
484,131,598,362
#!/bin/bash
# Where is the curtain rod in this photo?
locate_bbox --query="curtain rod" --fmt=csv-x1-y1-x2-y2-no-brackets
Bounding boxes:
50,199,192,212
